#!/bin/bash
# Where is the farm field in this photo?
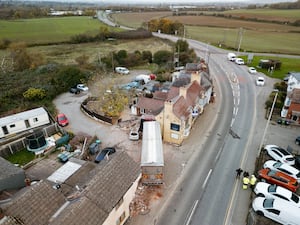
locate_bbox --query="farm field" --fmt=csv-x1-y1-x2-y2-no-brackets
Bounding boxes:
111,10,300,55
0,16,107,45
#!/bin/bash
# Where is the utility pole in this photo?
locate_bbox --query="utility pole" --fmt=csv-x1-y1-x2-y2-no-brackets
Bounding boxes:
237,27,244,53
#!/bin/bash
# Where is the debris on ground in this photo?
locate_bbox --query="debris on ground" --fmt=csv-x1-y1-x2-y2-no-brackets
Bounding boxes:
130,183,163,216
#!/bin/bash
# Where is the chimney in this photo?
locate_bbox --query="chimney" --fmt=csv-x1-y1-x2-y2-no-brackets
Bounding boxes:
179,86,187,99
191,72,201,84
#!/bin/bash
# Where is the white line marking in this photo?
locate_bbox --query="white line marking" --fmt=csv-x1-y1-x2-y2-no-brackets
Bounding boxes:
185,200,199,225
202,169,212,189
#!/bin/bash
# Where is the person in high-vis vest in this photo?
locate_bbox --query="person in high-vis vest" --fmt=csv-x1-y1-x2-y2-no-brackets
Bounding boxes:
242,176,250,190
250,174,257,190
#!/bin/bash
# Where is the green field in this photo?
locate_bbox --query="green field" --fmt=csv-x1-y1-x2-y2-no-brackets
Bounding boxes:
0,16,108,45
186,26,300,55
111,10,300,55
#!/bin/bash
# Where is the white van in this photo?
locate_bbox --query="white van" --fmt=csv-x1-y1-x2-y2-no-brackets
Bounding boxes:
227,52,236,61
235,58,245,65
135,74,151,84
252,197,300,225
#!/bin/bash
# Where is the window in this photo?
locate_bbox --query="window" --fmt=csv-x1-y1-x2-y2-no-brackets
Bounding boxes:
267,209,280,215
33,118,38,122
170,123,180,131
116,211,126,225
9,124,16,128
115,197,124,210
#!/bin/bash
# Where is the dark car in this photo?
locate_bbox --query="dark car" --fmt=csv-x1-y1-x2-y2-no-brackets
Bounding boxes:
94,147,116,163
295,136,300,145
69,86,80,94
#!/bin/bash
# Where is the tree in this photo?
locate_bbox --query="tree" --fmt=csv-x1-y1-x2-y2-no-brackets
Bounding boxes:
23,87,46,100
153,50,173,66
101,88,128,117
9,42,31,71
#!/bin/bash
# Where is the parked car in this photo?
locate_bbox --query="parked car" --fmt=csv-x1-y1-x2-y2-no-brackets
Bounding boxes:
94,147,116,163
256,77,265,86
69,86,80,94
295,136,300,145
264,144,295,165
56,113,69,127
254,182,300,208
115,66,130,75
252,197,300,224
248,67,257,74
77,84,89,92
258,168,299,192
235,58,245,65
263,160,300,181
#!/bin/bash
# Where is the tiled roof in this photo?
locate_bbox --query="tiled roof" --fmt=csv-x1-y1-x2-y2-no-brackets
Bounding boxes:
2,152,140,225
84,151,140,213
291,88,300,103
166,86,180,101
136,96,165,115
173,96,191,119
186,81,201,107
3,180,66,225
49,196,107,225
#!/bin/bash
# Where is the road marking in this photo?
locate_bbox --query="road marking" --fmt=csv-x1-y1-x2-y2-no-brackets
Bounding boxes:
202,169,212,189
185,200,199,225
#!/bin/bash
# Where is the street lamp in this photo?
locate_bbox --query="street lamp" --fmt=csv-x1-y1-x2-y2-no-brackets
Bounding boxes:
258,89,279,156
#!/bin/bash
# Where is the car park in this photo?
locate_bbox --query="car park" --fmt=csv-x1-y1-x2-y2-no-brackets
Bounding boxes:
94,147,116,163
69,86,80,94
252,197,300,225
248,67,257,74
56,113,69,127
264,144,295,165
256,77,265,86
77,84,89,92
115,66,130,75
263,160,300,181
235,58,245,65
258,168,299,192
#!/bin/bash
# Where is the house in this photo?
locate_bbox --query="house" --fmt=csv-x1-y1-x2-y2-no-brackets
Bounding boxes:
0,157,26,192
1,151,141,225
281,72,300,121
281,88,300,123
0,107,50,139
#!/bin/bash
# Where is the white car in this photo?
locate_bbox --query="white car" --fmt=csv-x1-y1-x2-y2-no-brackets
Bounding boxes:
256,77,265,86
263,160,300,181
252,197,300,224
254,182,300,207
77,84,89,92
264,144,295,165
115,66,130,75
248,67,257,74
235,58,245,65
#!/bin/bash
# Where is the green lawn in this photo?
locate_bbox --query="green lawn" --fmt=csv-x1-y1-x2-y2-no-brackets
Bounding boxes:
5,148,35,166
0,16,108,45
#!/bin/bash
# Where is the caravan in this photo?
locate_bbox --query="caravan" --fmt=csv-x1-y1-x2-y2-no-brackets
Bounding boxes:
0,107,50,138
